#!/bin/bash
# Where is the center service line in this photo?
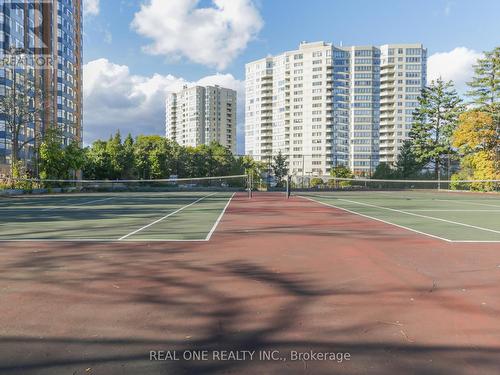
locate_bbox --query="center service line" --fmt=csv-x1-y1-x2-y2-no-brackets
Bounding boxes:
118,192,218,241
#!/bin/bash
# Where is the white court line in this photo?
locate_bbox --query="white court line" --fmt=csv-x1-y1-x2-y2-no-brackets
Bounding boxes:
450,240,500,243
42,197,115,211
0,239,208,243
300,196,453,242
407,209,500,212
337,198,500,235
435,199,500,208
205,192,235,241
118,193,217,241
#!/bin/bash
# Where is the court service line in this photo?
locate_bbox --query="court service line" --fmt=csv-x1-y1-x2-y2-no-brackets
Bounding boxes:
435,199,500,208
450,240,500,243
42,197,115,211
118,193,218,241
407,209,500,212
338,198,500,235
205,192,236,241
0,239,208,243
300,196,452,242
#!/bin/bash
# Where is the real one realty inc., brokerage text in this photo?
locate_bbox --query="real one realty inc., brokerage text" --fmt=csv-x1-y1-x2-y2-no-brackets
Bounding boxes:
150,349,351,363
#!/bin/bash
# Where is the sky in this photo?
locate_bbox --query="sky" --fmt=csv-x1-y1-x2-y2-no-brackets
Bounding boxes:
82,0,500,153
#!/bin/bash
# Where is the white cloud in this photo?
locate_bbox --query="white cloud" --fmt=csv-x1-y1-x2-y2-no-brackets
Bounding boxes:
83,59,245,152
83,0,100,16
427,47,482,93
131,0,263,70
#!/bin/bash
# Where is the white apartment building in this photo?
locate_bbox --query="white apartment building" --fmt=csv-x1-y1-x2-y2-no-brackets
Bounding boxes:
245,41,426,176
166,85,237,153
246,42,349,176
379,44,427,164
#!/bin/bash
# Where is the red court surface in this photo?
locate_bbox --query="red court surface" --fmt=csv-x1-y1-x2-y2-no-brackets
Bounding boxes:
1,192,500,374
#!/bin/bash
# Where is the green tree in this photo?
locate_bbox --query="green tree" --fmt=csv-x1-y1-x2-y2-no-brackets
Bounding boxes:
83,140,111,180
121,134,136,179
63,140,85,179
209,143,235,176
372,162,396,179
106,131,124,179
38,128,65,180
134,135,166,179
466,46,500,171
467,47,500,107
39,128,84,180
394,140,425,178
271,151,288,187
329,165,354,188
310,177,324,188
409,78,465,179
233,155,266,190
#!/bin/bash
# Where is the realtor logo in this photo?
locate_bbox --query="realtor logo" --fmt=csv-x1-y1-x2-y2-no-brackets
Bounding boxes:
0,0,53,69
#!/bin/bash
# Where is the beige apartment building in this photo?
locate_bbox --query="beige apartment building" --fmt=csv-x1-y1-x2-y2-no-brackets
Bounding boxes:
166,85,237,153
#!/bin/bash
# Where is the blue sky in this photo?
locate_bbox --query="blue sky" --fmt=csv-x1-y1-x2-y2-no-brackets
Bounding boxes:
82,0,500,151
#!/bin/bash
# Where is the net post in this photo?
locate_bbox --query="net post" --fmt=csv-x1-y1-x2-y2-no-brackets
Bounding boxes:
285,175,290,199
247,172,253,199
437,167,441,191
251,173,254,198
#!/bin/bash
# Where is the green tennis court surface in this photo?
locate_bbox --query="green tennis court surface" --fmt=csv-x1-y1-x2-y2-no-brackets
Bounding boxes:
0,192,234,241
300,191,500,242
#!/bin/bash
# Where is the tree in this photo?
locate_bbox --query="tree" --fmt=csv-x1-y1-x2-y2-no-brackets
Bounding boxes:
409,78,465,179
0,64,43,176
134,135,171,179
38,128,65,180
310,177,324,188
234,155,266,190
451,110,499,191
394,140,425,178
83,140,112,180
329,165,354,188
63,140,86,179
466,47,500,171
271,151,288,187
330,165,353,178
372,162,396,179
467,47,500,107
121,134,136,179
39,128,84,180
453,110,498,154
106,131,124,179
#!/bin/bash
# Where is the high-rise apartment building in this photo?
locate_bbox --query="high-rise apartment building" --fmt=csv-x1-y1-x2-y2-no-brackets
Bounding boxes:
379,44,427,164
166,85,237,153
245,41,426,176
0,0,83,174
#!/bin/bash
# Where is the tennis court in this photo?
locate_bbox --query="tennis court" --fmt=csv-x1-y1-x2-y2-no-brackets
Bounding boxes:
298,190,500,242
0,191,235,241
1,187,500,374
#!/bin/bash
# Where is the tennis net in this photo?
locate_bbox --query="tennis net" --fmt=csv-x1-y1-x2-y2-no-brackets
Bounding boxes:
290,176,500,194
0,175,249,196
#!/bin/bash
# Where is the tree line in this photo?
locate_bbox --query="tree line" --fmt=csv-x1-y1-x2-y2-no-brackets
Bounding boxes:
37,131,265,182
